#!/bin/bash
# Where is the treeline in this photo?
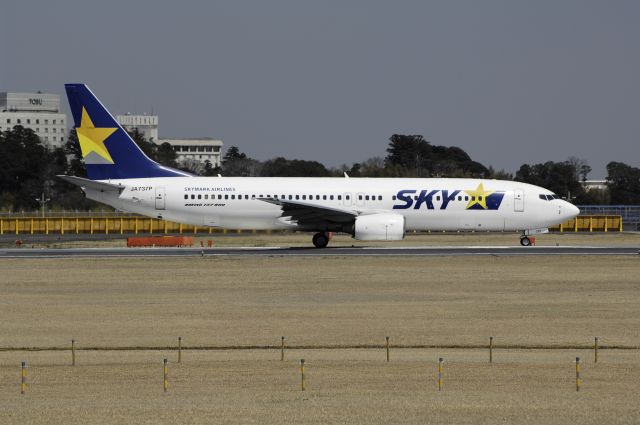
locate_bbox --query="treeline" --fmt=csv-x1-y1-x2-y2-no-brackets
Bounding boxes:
1,126,639,211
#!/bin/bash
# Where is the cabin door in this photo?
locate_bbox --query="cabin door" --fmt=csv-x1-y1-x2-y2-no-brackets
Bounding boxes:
155,187,166,210
514,190,524,212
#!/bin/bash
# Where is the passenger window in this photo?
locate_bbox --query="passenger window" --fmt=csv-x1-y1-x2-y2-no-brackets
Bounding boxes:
436,196,441,201
346,195,350,200
302,195,306,200
471,196,476,201
316,195,320,200
414,196,418,201
392,195,396,200
245,195,249,199
465,196,469,201
251,195,256,198
225,195,229,199
457,196,462,201
204,194,208,200
184,194,188,200
231,195,235,199
365,195,369,201
323,195,327,200
281,195,285,199
478,196,482,201
191,195,195,199
296,195,300,200
338,195,342,200
330,195,334,200
289,195,292,200
378,195,382,201
358,195,362,200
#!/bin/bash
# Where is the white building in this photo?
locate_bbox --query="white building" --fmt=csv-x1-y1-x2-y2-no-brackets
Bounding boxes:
116,113,158,142
159,138,223,167
0,92,68,148
115,113,223,168
582,180,608,192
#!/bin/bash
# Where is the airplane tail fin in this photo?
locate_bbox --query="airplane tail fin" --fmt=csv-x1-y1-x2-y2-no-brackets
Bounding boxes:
64,83,191,180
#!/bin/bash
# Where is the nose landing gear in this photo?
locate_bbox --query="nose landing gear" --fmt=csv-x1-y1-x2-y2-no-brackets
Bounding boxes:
520,236,532,246
312,232,330,248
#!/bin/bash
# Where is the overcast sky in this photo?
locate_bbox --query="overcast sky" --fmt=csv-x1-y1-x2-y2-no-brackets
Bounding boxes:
2,1,638,178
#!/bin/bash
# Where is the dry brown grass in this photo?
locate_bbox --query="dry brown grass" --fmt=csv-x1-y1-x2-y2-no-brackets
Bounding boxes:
1,255,640,424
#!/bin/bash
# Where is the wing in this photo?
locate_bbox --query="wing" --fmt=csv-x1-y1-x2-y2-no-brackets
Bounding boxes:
258,198,357,225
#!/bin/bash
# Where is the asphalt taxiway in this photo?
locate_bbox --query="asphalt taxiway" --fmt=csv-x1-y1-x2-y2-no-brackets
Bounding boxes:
0,246,638,258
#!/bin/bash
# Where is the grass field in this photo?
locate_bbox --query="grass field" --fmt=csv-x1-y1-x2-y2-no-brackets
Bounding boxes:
1,254,640,424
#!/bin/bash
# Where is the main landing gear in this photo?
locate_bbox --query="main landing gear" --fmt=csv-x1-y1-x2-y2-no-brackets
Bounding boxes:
520,235,532,246
312,232,330,248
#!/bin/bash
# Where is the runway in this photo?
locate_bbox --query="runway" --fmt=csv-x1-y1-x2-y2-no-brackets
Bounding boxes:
0,246,638,258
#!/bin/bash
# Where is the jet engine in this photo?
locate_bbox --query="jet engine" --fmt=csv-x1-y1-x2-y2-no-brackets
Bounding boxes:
353,213,405,241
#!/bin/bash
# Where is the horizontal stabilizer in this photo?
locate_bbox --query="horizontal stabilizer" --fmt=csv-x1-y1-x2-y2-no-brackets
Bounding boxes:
58,175,125,193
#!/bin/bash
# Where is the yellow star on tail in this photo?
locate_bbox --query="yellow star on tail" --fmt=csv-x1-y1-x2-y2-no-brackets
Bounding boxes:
464,183,494,209
76,107,117,164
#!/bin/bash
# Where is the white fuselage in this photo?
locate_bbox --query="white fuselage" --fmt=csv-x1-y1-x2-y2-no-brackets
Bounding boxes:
83,177,579,234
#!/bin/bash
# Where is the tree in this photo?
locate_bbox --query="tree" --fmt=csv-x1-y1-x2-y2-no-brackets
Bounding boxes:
125,129,180,170
0,126,50,210
260,157,330,177
567,156,592,182
0,126,99,211
221,146,261,176
178,158,205,175
222,146,247,162
606,162,640,204
487,166,513,180
201,160,221,176
515,160,586,200
155,142,179,169
128,128,157,159
64,129,87,177
385,134,489,178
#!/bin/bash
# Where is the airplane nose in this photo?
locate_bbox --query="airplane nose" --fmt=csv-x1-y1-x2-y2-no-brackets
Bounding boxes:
564,202,580,219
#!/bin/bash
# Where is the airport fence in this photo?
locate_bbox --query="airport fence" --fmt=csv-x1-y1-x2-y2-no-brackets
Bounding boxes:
577,205,640,231
5,336,628,395
0,214,626,236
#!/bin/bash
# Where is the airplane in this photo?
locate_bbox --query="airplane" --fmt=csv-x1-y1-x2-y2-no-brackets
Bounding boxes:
59,83,580,248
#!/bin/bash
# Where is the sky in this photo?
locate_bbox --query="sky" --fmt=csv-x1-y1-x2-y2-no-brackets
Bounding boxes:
2,1,639,178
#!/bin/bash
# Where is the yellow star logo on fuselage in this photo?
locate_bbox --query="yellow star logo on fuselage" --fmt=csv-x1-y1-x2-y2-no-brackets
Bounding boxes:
464,183,494,209
76,107,117,164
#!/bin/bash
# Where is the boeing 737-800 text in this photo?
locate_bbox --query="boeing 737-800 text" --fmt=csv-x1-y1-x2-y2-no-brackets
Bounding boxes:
59,84,580,248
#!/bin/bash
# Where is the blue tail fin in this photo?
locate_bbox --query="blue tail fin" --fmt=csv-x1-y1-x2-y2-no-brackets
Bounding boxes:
65,83,191,180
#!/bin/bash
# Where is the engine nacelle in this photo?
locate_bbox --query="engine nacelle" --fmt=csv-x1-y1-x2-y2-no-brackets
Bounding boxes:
354,213,405,241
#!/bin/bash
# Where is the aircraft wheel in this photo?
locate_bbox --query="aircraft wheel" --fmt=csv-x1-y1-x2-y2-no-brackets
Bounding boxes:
312,232,329,248
520,236,531,247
